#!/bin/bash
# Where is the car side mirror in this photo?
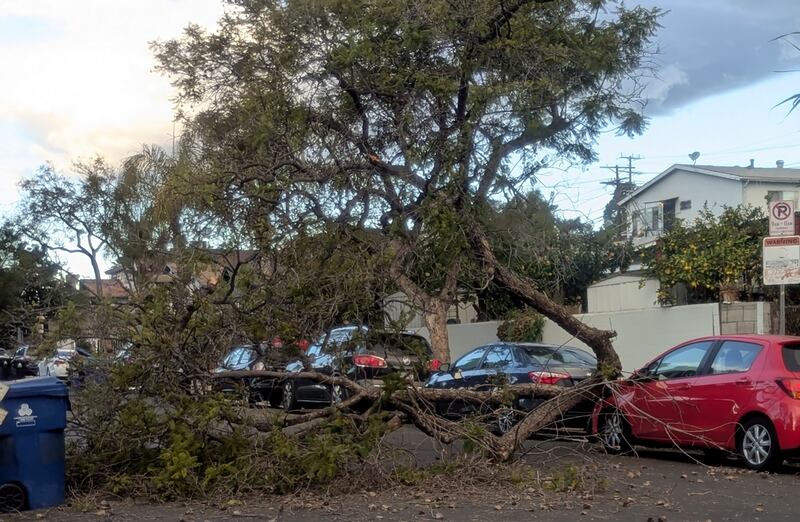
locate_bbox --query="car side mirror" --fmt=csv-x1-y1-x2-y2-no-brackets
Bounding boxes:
632,370,655,382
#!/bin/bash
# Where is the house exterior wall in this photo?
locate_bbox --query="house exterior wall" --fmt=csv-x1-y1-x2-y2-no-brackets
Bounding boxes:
742,180,800,211
384,291,478,329
587,275,660,312
624,169,742,246
412,302,723,371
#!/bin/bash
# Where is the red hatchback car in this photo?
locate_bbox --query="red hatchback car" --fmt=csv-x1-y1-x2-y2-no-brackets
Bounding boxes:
592,335,800,470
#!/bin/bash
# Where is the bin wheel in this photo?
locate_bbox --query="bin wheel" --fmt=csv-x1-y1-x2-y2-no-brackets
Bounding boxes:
0,482,26,512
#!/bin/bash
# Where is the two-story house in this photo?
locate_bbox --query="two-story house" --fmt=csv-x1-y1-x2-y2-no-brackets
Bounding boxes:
619,161,800,247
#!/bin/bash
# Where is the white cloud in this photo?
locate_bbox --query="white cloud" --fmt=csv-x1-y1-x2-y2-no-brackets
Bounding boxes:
0,0,225,192
643,63,690,105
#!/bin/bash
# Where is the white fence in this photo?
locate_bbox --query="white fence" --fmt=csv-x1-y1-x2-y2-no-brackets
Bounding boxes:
411,302,720,372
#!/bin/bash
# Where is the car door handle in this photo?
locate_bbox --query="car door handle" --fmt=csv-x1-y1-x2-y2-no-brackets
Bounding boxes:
735,378,751,386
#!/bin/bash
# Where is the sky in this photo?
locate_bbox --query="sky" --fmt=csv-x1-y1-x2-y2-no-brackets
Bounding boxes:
1,1,800,276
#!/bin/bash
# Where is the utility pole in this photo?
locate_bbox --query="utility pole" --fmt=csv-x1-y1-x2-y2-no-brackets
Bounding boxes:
600,155,641,235
618,154,641,183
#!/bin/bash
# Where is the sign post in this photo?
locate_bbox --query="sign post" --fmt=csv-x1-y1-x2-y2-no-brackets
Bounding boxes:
763,235,800,335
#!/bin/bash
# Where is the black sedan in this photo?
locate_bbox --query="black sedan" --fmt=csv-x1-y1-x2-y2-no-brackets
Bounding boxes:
425,342,597,434
280,326,435,410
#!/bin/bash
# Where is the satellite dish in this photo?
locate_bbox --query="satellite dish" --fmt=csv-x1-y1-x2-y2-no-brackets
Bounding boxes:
688,151,700,165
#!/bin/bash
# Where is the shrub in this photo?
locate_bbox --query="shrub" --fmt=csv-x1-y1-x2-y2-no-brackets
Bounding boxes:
496,309,545,342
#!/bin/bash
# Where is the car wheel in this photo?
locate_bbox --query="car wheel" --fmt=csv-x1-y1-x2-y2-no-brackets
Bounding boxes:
330,383,348,405
281,380,298,411
599,409,633,454
738,417,781,471
246,389,263,407
495,407,517,435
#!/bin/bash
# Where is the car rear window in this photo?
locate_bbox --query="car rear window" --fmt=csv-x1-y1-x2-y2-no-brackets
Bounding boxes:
782,343,800,372
366,333,433,356
519,345,590,365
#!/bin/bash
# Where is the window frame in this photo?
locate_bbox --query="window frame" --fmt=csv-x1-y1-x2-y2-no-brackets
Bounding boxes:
479,345,516,371
452,346,489,372
646,340,717,381
706,340,764,376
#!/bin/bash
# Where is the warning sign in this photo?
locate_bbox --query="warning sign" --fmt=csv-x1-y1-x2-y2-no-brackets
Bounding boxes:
769,201,795,236
764,235,800,285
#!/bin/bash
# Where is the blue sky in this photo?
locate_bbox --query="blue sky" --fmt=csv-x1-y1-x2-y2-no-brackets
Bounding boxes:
1,1,800,276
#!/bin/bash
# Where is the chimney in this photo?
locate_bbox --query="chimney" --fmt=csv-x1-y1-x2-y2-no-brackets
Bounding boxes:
777,160,785,169
748,158,755,169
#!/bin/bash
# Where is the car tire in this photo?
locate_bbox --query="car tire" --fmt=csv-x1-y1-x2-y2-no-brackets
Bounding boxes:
737,417,781,471
330,382,349,405
494,407,518,436
599,409,633,454
246,389,263,407
281,380,298,411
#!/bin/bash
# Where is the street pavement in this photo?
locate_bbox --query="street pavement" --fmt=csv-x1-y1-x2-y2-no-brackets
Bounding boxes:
14,426,800,521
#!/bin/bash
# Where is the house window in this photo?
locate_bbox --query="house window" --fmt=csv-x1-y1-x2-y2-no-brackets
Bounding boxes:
645,203,662,232
632,210,643,237
680,200,692,211
767,191,797,204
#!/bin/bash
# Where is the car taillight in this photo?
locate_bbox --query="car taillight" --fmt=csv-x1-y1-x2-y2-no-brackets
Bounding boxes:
428,359,441,371
353,354,387,368
529,371,571,385
54,359,67,366
777,378,800,399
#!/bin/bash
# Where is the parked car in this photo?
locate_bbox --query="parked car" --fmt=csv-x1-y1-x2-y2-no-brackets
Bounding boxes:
214,327,436,410
39,346,93,382
425,342,597,434
0,346,39,380
214,344,266,402
593,335,800,471
11,345,38,377
279,326,436,410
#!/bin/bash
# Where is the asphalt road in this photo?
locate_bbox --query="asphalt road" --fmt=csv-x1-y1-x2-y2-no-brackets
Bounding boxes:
15,426,800,522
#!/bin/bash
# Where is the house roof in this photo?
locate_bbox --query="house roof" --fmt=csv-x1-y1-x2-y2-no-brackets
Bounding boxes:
618,163,800,206
79,279,129,299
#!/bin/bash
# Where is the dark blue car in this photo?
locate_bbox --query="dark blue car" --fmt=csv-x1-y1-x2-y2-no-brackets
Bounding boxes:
425,342,597,434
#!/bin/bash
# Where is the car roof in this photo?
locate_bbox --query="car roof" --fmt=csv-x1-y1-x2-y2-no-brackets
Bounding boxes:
683,334,800,345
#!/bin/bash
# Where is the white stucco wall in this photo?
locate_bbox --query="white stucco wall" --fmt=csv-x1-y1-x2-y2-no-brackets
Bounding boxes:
412,302,720,372
742,180,800,211
587,275,660,312
541,302,720,371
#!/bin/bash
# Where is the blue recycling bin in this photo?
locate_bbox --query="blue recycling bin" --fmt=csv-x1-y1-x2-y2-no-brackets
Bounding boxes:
0,377,69,512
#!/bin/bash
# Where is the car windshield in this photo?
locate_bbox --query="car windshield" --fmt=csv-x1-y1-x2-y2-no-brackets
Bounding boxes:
222,347,245,366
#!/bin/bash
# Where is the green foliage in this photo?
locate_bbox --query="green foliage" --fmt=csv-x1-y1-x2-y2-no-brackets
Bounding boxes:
460,418,490,456
152,0,660,346
475,191,632,319
641,206,767,304
496,309,546,342
0,224,74,348
543,464,596,493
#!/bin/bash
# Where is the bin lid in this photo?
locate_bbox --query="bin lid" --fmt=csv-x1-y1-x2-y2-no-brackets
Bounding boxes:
2,376,69,399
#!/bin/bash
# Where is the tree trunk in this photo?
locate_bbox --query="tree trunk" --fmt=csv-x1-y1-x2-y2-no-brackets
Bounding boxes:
424,299,451,363
469,222,620,373
90,255,104,299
